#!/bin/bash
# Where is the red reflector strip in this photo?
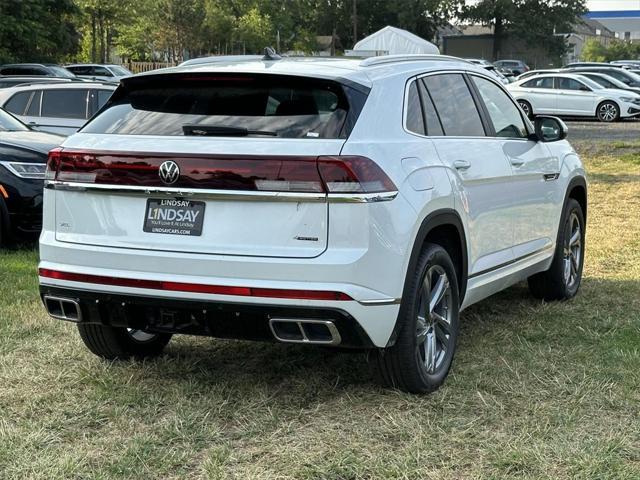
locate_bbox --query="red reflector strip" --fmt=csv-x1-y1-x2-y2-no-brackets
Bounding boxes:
38,268,353,301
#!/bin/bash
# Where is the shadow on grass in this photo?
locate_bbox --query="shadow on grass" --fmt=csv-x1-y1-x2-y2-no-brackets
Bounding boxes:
87,275,639,401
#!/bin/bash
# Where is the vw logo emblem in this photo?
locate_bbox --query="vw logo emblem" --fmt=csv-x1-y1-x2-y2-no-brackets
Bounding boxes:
158,160,180,185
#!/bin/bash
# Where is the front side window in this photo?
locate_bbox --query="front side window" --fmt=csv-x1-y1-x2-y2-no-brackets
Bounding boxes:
558,78,588,91
472,76,527,138
93,66,112,77
41,89,88,119
422,74,485,137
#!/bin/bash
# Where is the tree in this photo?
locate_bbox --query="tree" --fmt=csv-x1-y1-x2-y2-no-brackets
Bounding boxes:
581,38,640,62
461,0,587,61
0,0,80,63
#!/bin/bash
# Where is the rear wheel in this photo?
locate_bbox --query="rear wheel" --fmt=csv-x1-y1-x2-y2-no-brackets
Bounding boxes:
77,323,172,360
528,198,585,301
518,99,533,118
597,101,619,122
369,243,460,394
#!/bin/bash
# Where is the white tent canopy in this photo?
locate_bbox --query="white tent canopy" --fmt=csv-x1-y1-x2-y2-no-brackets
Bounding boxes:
351,26,440,56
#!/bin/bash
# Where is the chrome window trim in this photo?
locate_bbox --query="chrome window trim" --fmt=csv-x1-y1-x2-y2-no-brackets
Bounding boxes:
402,69,535,140
45,181,398,203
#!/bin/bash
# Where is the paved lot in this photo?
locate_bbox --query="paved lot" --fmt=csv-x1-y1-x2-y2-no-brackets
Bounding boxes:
565,118,640,142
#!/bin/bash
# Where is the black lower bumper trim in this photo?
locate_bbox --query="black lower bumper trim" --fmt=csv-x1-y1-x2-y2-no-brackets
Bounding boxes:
39,286,374,348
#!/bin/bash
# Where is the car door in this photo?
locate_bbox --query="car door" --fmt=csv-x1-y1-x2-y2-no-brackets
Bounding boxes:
38,88,90,135
555,77,597,115
521,77,557,113
420,72,515,276
470,74,561,259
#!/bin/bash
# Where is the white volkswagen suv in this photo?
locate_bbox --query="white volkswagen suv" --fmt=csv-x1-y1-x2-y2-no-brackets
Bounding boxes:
39,55,587,394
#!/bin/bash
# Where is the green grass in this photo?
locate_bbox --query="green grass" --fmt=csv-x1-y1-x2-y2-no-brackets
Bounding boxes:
1,142,640,479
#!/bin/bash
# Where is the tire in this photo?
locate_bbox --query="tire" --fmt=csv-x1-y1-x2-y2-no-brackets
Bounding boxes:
528,198,585,301
596,101,619,122
518,99,533,119
0,196,10,247
369,243,460,394
77,323,172,360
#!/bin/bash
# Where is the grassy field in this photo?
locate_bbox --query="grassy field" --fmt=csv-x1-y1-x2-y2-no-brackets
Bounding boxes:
1,140,639,479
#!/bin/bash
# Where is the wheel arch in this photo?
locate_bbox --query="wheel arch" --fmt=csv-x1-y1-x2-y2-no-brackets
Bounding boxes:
386,208,468,347
565,175,588,222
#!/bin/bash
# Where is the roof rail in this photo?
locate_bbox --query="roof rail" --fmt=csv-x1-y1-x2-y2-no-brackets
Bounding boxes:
361,54,470,67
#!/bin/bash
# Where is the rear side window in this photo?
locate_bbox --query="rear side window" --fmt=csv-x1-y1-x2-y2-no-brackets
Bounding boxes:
405,81,425,135
82,74,368,139
522,77,554,89
42,89,88,118
4,91,31,115
422,74,485,137
26,91,41,116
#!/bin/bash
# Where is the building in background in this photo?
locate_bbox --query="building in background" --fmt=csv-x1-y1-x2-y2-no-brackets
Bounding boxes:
586,0,640,40
442,17,614,67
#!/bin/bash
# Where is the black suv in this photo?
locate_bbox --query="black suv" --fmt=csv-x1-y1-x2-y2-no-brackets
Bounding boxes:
0,108,64,243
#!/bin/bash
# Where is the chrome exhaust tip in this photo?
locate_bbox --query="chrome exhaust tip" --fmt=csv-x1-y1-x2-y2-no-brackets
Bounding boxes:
269,318,342,346
43,295,82,322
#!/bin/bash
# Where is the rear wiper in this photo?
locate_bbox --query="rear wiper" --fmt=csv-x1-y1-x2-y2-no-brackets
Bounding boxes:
182,124,277,137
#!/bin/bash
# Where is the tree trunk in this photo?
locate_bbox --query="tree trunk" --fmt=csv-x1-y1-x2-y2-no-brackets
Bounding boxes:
492,15,503,61
91,13,96,62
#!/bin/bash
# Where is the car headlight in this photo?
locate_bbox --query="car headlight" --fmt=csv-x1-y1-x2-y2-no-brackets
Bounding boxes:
620,96,640,104
0,161,47,179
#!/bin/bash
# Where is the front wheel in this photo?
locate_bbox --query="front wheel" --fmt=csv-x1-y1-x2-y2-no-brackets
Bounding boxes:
369,243,460,394
597,101,619,122
528,198,585,301
518,99,533,119
77,323,172,360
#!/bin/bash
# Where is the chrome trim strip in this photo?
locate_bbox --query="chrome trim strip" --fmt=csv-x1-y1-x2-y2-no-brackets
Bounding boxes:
327,191,398,203
45,181,398,203
357,298,401,306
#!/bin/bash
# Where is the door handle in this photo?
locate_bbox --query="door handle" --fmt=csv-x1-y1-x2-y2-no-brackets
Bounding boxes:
510,158,525,167
453,160,471,171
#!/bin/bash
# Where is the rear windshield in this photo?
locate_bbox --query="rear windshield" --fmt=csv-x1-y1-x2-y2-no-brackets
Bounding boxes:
82,73,368,139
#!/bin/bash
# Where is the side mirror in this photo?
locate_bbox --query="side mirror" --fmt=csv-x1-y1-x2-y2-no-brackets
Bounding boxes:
534,116,568,142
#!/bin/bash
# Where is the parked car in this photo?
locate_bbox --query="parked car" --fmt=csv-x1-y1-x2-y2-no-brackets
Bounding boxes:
563,66,640,88
0,63,76,78
0,108,64,244
507,73,640,121
65,64,132,82
578,72,640,95
494,59,529,76
39,55,587,394
483,65,511,84
0,77,75,89
0,82,116,135
563,61,627,69
517,69,560,81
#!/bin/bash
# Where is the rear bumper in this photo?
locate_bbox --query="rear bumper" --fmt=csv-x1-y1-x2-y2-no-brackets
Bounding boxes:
39,285,378,348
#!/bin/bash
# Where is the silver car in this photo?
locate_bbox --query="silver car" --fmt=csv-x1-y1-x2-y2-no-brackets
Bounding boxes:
0,82,116,135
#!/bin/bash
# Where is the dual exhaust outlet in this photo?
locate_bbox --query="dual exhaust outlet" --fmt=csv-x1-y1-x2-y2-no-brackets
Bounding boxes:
42,296,342,346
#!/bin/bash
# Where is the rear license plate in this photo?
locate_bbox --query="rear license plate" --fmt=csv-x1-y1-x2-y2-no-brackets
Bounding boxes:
143,199,205,236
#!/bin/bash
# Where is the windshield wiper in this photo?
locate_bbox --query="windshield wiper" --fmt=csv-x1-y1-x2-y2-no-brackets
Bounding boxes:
182,124,277,137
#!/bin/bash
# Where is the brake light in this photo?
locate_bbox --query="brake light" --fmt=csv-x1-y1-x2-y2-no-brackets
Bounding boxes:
46,147,63,180
318,156,396,193
46,150,396,194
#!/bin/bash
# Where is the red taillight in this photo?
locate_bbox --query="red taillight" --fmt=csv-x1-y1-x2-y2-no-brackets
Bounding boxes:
46,147,63,180
47,149,396,194
38,268,353,301
318,156,396,193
